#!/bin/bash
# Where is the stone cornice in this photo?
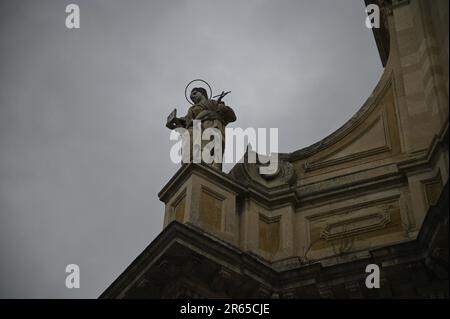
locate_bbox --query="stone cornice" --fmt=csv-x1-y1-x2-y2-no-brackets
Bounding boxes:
397,122,449,174
100,181,448,298
158,163,247,203
287,72,394,162
158,163,300,209
159,120,447,209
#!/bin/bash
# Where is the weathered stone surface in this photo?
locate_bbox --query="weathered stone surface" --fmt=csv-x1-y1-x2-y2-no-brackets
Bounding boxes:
102,0,448,298
100,182,448,298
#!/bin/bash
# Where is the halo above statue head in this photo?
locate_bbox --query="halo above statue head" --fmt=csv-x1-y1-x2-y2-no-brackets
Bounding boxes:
185,79,212,105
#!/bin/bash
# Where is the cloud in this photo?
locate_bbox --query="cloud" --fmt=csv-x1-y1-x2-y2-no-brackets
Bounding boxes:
0,0,382,298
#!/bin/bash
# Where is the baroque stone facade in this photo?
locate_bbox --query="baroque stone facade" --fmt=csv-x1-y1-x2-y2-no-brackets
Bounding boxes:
101,0,448,298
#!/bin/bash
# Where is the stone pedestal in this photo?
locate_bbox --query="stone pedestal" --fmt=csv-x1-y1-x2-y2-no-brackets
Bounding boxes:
158,163,297,261
159,164,244,246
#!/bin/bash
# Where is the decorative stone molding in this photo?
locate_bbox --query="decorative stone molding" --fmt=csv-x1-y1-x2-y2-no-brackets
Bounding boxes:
320,210,391,241
101,182,448,298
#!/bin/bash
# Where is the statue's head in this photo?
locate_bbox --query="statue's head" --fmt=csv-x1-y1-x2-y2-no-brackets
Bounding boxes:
190,87,208,104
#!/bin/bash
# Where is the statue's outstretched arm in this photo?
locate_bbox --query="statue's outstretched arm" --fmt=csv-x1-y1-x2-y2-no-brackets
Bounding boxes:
166,108,187,129
217,103,236,123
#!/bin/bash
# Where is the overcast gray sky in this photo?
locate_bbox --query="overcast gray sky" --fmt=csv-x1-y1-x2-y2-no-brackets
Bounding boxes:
0,0,382,298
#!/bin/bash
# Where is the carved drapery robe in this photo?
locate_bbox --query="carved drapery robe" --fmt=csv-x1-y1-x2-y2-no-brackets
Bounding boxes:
181,99,236,170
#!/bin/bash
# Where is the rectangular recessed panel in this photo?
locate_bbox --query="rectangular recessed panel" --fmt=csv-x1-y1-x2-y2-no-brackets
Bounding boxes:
199,188,223,231
259,216,280,255
173,196,185,223
425,178,443,206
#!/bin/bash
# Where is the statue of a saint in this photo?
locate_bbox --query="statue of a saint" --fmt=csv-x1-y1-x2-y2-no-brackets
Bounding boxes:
166,87,236,170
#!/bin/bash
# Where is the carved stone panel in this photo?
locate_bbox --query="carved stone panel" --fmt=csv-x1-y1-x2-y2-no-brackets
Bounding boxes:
423,173,443,206
259,214,281,255
199,187,224,231
173,195,186,223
